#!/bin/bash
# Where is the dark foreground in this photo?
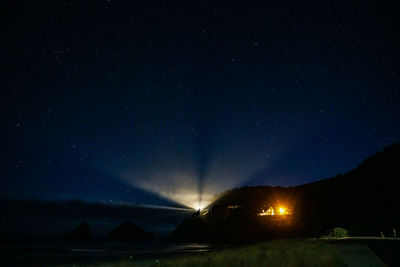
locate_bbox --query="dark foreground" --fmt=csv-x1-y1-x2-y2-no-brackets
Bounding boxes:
0,241,214,266
327,237,400,267
1,238,398,266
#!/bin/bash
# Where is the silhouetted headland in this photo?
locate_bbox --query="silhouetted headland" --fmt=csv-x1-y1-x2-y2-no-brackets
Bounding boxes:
0,143,399,244
168,142,400,243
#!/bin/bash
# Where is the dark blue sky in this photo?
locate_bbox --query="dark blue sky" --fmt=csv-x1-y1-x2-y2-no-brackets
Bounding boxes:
2,1,400,209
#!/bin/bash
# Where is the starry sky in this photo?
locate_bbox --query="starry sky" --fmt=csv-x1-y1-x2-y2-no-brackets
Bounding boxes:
2,1,400,209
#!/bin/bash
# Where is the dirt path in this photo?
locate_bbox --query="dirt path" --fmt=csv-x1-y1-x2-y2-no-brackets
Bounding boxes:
332,244,387,267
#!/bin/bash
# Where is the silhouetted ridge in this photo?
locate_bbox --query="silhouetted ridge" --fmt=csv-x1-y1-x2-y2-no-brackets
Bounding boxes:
167,213,207,242
168,142,400,243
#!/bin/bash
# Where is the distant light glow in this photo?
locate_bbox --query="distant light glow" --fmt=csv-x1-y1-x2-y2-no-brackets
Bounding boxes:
258,205,291,216
195,203,205,211
122,170,215,210
258,206,275,216
117,139,268,211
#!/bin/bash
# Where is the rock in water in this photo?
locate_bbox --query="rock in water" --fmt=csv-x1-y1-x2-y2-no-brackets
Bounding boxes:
66,221,93,241
108,221,154,242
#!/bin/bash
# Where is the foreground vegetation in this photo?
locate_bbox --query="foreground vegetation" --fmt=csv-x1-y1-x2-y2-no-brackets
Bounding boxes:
321,227,350,239
62,239,346,267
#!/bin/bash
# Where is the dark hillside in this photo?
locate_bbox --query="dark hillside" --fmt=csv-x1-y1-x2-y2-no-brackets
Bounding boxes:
296,142,400,235
169,143,400,242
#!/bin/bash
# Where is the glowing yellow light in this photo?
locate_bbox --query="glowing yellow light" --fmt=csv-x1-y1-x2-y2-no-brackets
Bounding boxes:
258,206,274,216
195,203,204,211
279,207,286,214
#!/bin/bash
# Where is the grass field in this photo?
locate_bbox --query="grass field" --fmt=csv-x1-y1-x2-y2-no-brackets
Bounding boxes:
60,239,347,267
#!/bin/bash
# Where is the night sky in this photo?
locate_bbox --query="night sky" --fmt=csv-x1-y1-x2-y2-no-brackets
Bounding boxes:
2,1,400,209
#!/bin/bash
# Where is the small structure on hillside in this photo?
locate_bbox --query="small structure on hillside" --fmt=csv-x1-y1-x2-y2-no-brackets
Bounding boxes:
258,206,275,216
258,205,290,216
